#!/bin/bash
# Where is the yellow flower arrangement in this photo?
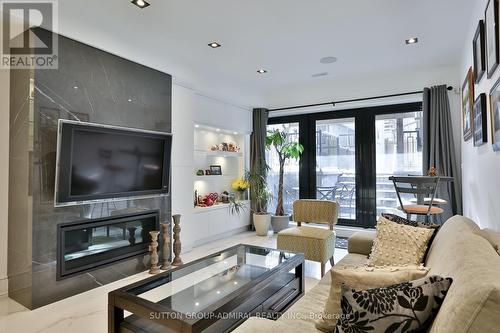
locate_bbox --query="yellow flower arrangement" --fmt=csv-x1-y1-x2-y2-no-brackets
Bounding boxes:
232,179,249,192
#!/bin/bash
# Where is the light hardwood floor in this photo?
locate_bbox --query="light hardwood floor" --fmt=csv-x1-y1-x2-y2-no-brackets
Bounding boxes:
0,231,347,333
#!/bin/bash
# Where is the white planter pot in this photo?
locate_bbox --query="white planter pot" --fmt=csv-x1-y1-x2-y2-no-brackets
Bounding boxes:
253,213,271,236
271,215,291,233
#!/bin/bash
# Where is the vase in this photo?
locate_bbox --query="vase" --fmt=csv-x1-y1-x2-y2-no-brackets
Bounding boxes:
253,213,271,236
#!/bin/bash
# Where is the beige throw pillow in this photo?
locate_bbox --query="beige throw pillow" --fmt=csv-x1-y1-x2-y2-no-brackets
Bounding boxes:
315,265,429,332
366,217,435,267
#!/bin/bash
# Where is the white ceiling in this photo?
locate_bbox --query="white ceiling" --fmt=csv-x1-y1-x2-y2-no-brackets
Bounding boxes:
54,0,475,108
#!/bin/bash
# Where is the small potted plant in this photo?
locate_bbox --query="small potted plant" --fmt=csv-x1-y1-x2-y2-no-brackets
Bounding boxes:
231,178,249,201
245,161,272,236
266,129,304,232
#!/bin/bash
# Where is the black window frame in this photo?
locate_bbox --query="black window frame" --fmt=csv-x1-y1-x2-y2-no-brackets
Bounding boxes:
267,102,423,228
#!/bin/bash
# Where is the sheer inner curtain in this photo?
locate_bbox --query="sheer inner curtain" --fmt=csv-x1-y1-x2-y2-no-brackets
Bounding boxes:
422,85,462,221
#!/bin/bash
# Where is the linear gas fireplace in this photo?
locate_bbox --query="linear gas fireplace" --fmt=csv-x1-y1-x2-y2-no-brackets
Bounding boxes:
57,210,160,280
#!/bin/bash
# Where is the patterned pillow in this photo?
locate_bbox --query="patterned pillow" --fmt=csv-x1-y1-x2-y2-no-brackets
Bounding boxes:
315,265,429,332
367,217,435,267
334,276,452,333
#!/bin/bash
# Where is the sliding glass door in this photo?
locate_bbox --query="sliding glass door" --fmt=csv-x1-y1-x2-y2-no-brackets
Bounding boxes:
266,122,300,215
268,102,423,228
375,112,423,216
316,118,356,220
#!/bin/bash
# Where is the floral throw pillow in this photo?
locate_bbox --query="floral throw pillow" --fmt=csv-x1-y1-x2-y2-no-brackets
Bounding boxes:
334,275,452,333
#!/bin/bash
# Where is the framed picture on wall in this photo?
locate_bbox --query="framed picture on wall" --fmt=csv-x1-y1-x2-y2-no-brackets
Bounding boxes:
473,93,488,147
485,0,499,78
462,67,475,141
490,76,500,151
473,20,486,83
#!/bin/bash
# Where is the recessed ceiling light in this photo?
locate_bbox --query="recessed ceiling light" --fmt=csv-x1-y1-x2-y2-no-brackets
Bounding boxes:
257,69,268,74
195,124,200,128
73,86,78,89
131,0,150,8
233,132,238,135
216,128,220,132
208,42,221,48
127,98,132,102
405,37,419,45
312,72,328,78
320,56,337,64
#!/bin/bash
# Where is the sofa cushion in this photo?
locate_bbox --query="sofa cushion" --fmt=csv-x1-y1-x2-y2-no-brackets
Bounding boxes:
367,217,434,267
334,276,452,333
475,228,500,255
425,216,500,333
316,265,429,332
347,231,375,256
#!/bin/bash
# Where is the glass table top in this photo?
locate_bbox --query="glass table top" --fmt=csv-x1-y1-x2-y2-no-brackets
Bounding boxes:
128,244,296,314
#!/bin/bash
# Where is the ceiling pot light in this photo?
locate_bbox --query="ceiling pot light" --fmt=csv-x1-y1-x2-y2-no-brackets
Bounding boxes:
405,37,419,45
208,42,221,48
131,0,150,9
312,72,328,78
257,69,268,74
320,56,337,64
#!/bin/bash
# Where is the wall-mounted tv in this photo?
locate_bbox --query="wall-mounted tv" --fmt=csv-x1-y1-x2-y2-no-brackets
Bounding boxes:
55,120,172,206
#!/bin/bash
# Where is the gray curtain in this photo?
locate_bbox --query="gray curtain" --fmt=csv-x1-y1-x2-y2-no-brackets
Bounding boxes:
422,85,462,221
250,108,269,169
250,108,269,218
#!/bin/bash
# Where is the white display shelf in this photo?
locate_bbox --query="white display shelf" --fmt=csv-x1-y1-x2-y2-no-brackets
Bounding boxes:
194,200,249,214
194,175,239,181
194,149,243,158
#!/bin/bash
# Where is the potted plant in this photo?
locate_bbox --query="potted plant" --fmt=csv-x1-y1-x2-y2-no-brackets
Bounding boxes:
245,161,272,236
266,129,304,232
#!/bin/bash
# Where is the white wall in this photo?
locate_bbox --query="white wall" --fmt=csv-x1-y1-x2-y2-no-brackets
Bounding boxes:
459,0,500,231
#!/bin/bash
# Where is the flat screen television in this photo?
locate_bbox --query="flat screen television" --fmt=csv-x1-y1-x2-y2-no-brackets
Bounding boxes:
55,120,172,206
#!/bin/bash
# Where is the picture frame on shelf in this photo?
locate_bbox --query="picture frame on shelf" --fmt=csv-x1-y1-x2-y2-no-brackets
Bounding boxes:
489,76,500,151
473,93,488,147
485,0,499,78
473,20,486,83
210,165,222,175
462,67,475,141
205,170,211,175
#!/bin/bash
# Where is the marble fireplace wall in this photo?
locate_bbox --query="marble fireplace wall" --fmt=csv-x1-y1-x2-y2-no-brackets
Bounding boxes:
8,28,172,309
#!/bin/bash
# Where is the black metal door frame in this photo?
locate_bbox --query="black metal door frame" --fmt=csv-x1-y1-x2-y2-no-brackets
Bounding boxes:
268,102,422,228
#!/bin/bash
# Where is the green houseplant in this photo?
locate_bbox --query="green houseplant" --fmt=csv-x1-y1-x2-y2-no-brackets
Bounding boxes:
245,160,272,236
266,129,304,232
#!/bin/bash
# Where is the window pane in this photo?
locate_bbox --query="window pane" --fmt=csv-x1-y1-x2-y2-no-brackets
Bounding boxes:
266,123,300,215
316,118,356,220
375,112,423,217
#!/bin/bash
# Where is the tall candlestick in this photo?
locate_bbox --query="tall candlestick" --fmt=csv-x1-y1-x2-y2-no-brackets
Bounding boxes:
171,214,183,266
160,223,171,270
149,230,161,274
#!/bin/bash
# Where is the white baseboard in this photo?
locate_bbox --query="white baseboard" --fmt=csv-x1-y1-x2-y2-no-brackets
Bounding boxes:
0,276,8,296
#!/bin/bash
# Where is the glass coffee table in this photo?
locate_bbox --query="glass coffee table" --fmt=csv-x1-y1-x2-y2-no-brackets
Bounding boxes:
108,244,304,333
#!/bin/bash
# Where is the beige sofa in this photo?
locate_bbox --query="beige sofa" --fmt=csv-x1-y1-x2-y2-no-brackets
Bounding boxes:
234,216,500,333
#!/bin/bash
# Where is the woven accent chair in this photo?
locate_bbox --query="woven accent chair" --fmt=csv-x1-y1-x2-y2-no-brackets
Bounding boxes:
277,199,339,277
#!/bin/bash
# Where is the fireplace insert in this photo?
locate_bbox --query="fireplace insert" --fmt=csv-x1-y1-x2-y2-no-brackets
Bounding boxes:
57,210,160,279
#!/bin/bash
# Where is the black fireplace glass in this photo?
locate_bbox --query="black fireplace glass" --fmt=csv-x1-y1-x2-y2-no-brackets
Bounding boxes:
57,211,159,279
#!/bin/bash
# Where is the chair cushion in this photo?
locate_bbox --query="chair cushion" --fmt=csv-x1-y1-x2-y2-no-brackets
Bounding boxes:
277,226,335,263
474,228,500,255
278,226,333,240
399,205,444,215
367,217,435,267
